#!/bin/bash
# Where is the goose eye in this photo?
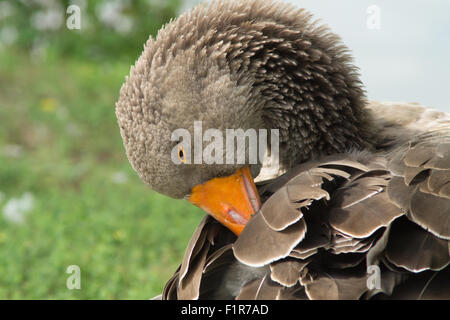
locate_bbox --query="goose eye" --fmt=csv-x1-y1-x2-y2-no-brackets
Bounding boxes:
178,146,186,164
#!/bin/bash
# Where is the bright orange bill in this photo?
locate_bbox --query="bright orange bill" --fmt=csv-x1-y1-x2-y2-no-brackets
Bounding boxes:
188,167,261,235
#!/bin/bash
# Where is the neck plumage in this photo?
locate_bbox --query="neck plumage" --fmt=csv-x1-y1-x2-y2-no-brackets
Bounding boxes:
225,19,374,170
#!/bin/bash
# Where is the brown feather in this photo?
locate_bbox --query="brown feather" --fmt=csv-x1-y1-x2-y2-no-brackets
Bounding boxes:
270,259,308,287
304,275,368,300
259,185,304,231
329,173,403,238
236,275,282,300
409,190,450,240
385,217,450,272
233,213,307,267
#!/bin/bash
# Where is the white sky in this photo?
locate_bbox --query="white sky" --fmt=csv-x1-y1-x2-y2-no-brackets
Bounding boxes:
181,0,450,112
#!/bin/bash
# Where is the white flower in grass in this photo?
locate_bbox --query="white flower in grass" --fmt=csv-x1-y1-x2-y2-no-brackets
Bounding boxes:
111,171,128,184
96,0,133,34
3,193,35,224
66,123,82,137
31,8,64,31
0,2,14,21
0,27,18,46
1,144,24,158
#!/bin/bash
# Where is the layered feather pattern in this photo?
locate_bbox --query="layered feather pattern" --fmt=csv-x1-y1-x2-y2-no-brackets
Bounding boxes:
162,123,450,299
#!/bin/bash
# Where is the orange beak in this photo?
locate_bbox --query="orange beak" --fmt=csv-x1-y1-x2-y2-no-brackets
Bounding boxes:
188,167,261,235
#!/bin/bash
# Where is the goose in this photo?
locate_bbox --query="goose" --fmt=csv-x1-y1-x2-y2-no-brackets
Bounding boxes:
115,0,450,299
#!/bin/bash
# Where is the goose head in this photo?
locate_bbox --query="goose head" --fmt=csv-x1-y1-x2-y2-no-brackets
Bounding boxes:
115,0,373,236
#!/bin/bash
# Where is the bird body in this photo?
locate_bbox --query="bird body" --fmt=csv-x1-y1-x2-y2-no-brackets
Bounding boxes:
163,101,450,300
115,0,450,299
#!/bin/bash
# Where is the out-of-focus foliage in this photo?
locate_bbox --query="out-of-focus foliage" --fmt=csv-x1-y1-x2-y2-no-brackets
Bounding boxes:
0,0,206,299
0,0,180,62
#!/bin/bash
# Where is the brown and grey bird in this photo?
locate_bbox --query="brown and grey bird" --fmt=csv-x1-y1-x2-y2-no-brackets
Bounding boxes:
115,0,450,299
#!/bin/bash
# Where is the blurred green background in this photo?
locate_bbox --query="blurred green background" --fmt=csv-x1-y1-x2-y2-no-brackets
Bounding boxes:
0,0,205,299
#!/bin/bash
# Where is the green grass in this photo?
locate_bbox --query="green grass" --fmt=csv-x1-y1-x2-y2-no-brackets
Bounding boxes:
0,49,205,299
